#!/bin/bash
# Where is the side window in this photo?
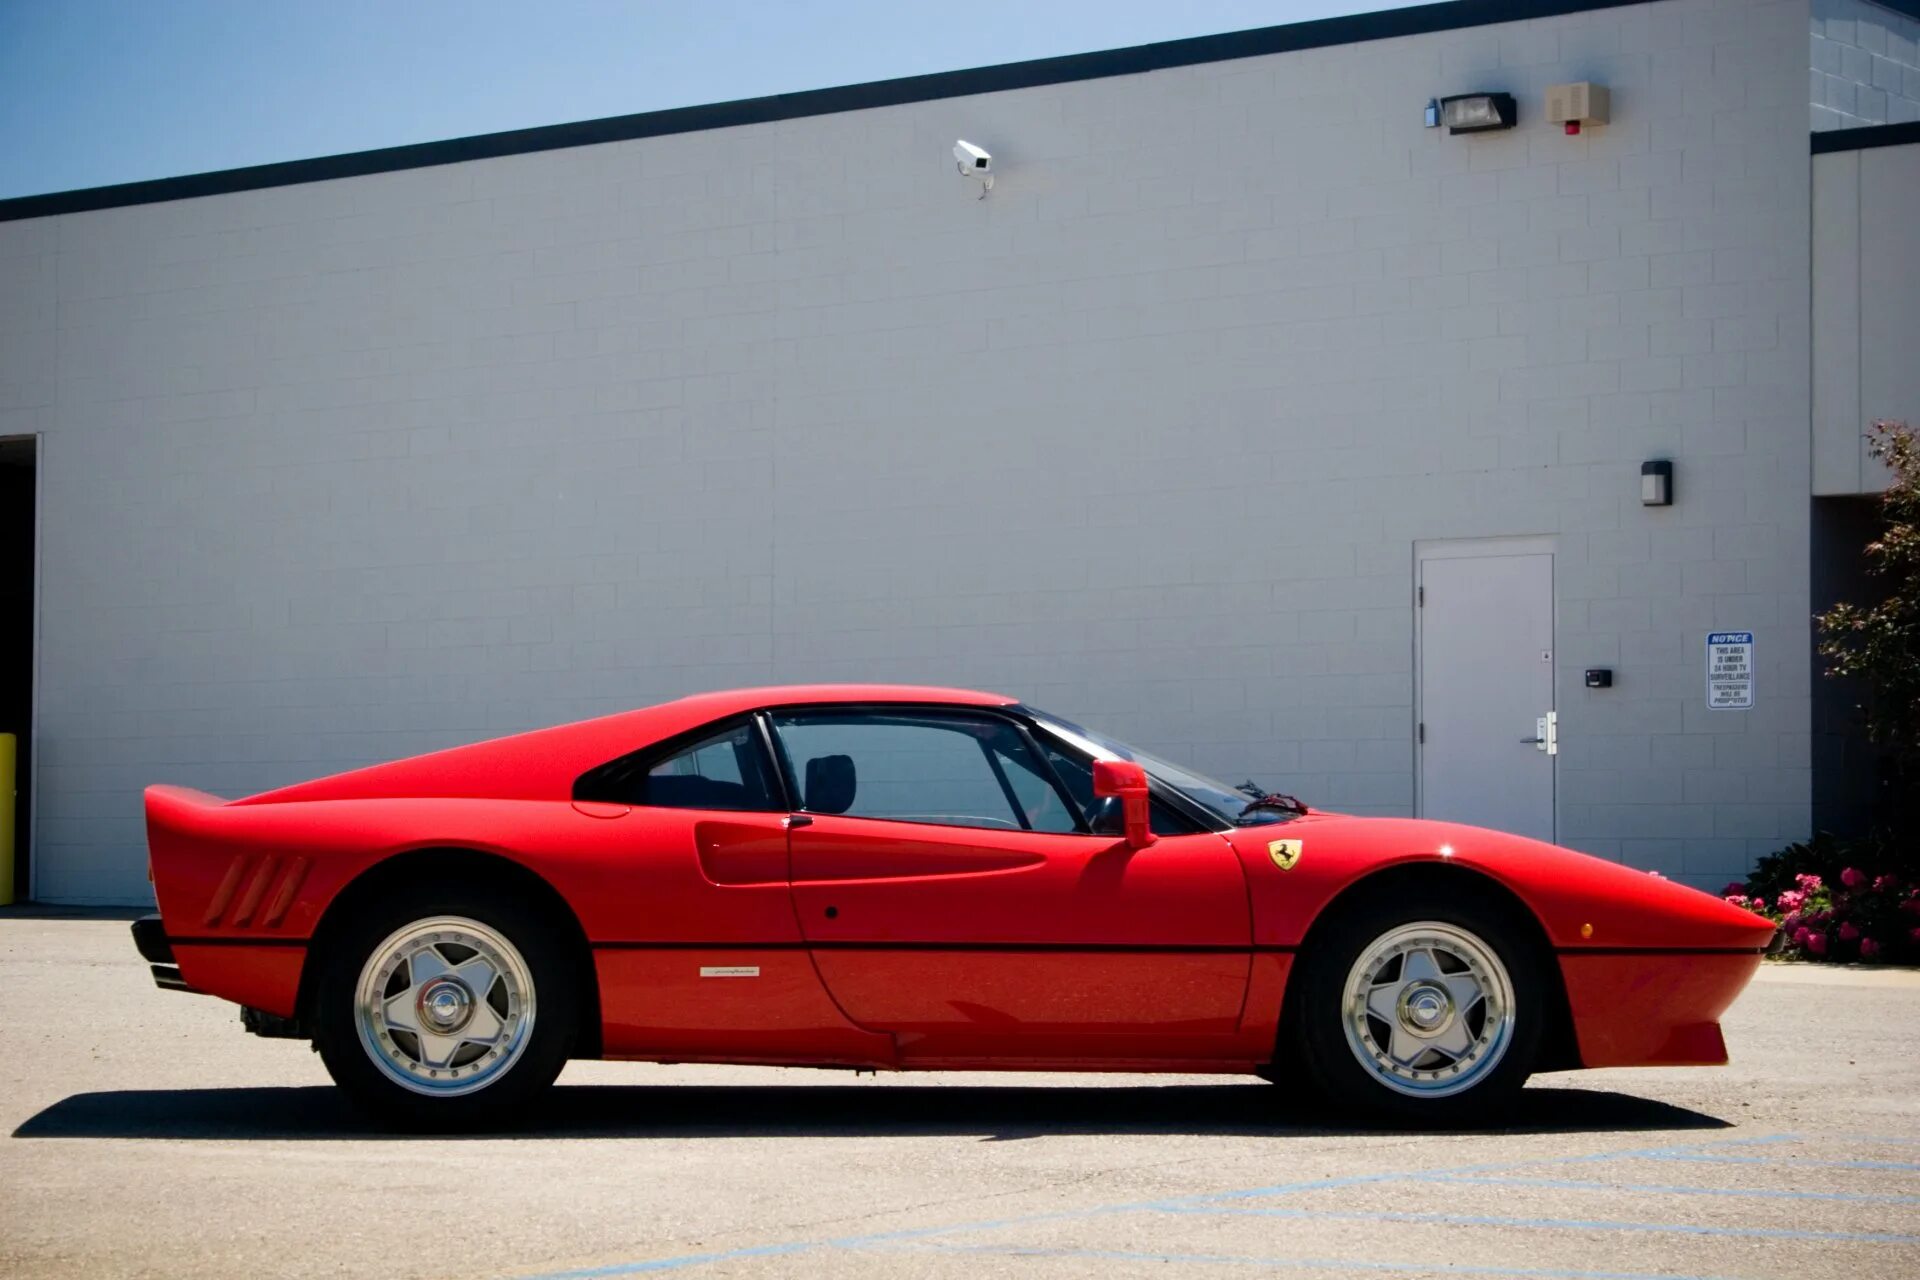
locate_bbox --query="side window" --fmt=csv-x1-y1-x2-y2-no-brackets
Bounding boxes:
991,742,1078,834
769,712,1077,833
575,720,780,811
1037,741,1202,837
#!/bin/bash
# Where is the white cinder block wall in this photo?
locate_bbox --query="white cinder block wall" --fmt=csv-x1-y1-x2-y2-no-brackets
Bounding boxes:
1812,139,1920,494
0,0,1815,903
1811,0,1920,129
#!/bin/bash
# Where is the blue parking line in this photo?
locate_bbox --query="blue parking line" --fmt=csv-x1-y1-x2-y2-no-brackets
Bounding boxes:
1645,1153,1920,1171
1546,1134,1800,1166
516,1132,1813,1279
1424,1174,1920,1205
1169,1134,1803,1209
1159,1203,1920,1244
530,1243,813,1278
866,1240,1742,1280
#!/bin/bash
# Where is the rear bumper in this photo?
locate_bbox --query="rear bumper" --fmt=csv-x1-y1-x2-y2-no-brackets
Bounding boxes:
131,914,173,963
131,914,197,994
131,913,308,1013
150,964,194,992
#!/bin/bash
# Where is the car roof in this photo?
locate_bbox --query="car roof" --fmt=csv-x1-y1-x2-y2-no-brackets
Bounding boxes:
655,684,1015,719
233,683,1017,805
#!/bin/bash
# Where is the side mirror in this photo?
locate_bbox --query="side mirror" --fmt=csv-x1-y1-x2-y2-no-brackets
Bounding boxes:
1091,759,1156,849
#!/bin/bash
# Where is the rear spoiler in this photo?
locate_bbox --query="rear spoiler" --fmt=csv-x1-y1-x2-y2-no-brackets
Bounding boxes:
143,785,235,921
146,784,229,816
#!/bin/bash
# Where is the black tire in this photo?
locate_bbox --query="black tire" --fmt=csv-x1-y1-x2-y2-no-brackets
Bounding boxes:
313,885,578,1131
1283,884,1544,1126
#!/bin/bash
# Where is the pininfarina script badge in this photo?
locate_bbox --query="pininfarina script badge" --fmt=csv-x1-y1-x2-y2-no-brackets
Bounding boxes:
1267,839,1303,871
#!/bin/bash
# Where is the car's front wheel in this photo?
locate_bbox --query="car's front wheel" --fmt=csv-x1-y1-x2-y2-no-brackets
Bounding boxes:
1287,888,1543,1123
314,890,576,1129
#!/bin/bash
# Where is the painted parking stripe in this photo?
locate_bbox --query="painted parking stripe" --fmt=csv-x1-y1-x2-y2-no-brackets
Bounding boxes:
518,1132,1816,1278
1158,1204,1920,1244
531,1242,811,1278
1642,1153,1920,1171
867,1240,1742,1280
1424,1173,1920,1204
1543,1134,1801,1166
1167,1134,1805,1209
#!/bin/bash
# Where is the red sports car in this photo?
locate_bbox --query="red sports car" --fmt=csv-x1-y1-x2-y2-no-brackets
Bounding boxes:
135,685,1776,1128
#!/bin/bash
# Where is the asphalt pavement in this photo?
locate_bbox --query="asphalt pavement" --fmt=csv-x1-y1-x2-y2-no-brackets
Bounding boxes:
2,914,1916,1279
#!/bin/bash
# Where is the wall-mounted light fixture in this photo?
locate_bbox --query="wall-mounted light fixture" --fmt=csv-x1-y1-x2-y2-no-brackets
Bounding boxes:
1438,92,1516,134
1641,459,1673,507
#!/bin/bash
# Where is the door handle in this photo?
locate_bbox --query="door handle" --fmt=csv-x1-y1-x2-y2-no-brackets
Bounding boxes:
1519,736,1546,744
785,814,813,829
1524,713,1558,755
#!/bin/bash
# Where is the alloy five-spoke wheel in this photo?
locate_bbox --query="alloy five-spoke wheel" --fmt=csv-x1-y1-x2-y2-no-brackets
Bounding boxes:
1342,922,1515,1098
315,886,578,1129
1285,886,1543,1122
354,916,536,1096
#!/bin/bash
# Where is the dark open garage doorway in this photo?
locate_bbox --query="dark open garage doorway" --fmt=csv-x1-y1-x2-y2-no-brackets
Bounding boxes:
0,435,35,902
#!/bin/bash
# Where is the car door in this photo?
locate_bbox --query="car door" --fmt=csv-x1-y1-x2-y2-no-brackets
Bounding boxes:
768,707,1253,1064
567,717,893,1064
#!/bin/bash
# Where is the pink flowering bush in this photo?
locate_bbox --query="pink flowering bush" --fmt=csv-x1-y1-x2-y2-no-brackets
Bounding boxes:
1756,426,1920,963
1723,832,1919,964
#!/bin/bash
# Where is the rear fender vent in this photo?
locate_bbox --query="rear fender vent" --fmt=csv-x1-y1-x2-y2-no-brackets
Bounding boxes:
202,855,311,929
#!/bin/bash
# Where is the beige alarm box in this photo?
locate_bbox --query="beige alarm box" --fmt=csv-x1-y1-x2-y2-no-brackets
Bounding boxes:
1545,82,1610,131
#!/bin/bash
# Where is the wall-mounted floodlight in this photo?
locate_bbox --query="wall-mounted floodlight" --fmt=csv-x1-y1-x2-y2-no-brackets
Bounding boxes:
1439,93,1517,134
1641,459,1673,506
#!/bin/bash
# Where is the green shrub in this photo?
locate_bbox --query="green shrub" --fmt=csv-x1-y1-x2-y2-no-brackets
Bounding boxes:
1816,420,1920,828
1746,421,1920,962
1725,833,1919,963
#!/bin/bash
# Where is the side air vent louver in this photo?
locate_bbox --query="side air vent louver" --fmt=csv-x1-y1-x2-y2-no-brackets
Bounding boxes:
201,854,311,929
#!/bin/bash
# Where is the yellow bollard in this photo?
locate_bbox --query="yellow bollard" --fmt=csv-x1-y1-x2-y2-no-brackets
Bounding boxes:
0,733,14,907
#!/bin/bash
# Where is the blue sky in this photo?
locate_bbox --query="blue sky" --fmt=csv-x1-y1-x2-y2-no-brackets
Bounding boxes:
0,0,1419,199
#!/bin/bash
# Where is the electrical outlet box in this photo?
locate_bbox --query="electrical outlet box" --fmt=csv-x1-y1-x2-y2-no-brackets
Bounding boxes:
1545,82,1610,132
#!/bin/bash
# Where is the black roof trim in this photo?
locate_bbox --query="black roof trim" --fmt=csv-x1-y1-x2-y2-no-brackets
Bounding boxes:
1811,120,1920,155
0,0,1649,224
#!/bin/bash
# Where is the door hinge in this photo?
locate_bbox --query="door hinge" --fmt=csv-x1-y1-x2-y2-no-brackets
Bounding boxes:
1417,722,1425,745
1417,585,1424,607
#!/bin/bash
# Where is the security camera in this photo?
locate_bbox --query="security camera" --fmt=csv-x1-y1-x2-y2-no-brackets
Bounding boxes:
953,140,993,194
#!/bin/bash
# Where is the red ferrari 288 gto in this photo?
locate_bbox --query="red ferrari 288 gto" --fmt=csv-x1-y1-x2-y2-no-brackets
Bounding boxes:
136,685,1776,1129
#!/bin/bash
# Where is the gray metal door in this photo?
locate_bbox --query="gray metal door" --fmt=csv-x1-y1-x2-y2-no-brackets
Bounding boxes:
1417,546,1555,842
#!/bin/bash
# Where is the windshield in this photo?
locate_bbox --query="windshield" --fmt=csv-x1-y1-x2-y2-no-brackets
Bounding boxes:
1026,710,1301,828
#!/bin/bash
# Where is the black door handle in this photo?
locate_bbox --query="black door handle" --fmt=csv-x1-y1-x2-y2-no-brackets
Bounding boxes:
785,814,813,829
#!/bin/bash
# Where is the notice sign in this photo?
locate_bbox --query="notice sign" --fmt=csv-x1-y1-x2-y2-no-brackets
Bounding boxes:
1707,632,1754,710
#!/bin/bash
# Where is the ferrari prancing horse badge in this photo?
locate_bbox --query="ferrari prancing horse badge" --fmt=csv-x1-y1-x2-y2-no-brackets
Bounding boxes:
1267,839,1303,871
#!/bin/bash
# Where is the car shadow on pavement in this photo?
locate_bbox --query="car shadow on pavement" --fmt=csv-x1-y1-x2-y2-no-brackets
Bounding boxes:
14,1082,1727,1141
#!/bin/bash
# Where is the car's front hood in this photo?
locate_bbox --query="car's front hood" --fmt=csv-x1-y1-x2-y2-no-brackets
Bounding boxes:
1223,814,1776,952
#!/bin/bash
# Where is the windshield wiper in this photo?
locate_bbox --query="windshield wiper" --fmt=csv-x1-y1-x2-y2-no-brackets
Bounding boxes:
1235,780,1309,819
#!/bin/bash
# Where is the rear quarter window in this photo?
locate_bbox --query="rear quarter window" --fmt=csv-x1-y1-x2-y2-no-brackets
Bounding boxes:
575,720,781,811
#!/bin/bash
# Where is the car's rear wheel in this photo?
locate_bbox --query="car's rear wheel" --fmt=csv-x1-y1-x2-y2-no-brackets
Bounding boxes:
314,889,576,1129
1286,888,1543,1124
